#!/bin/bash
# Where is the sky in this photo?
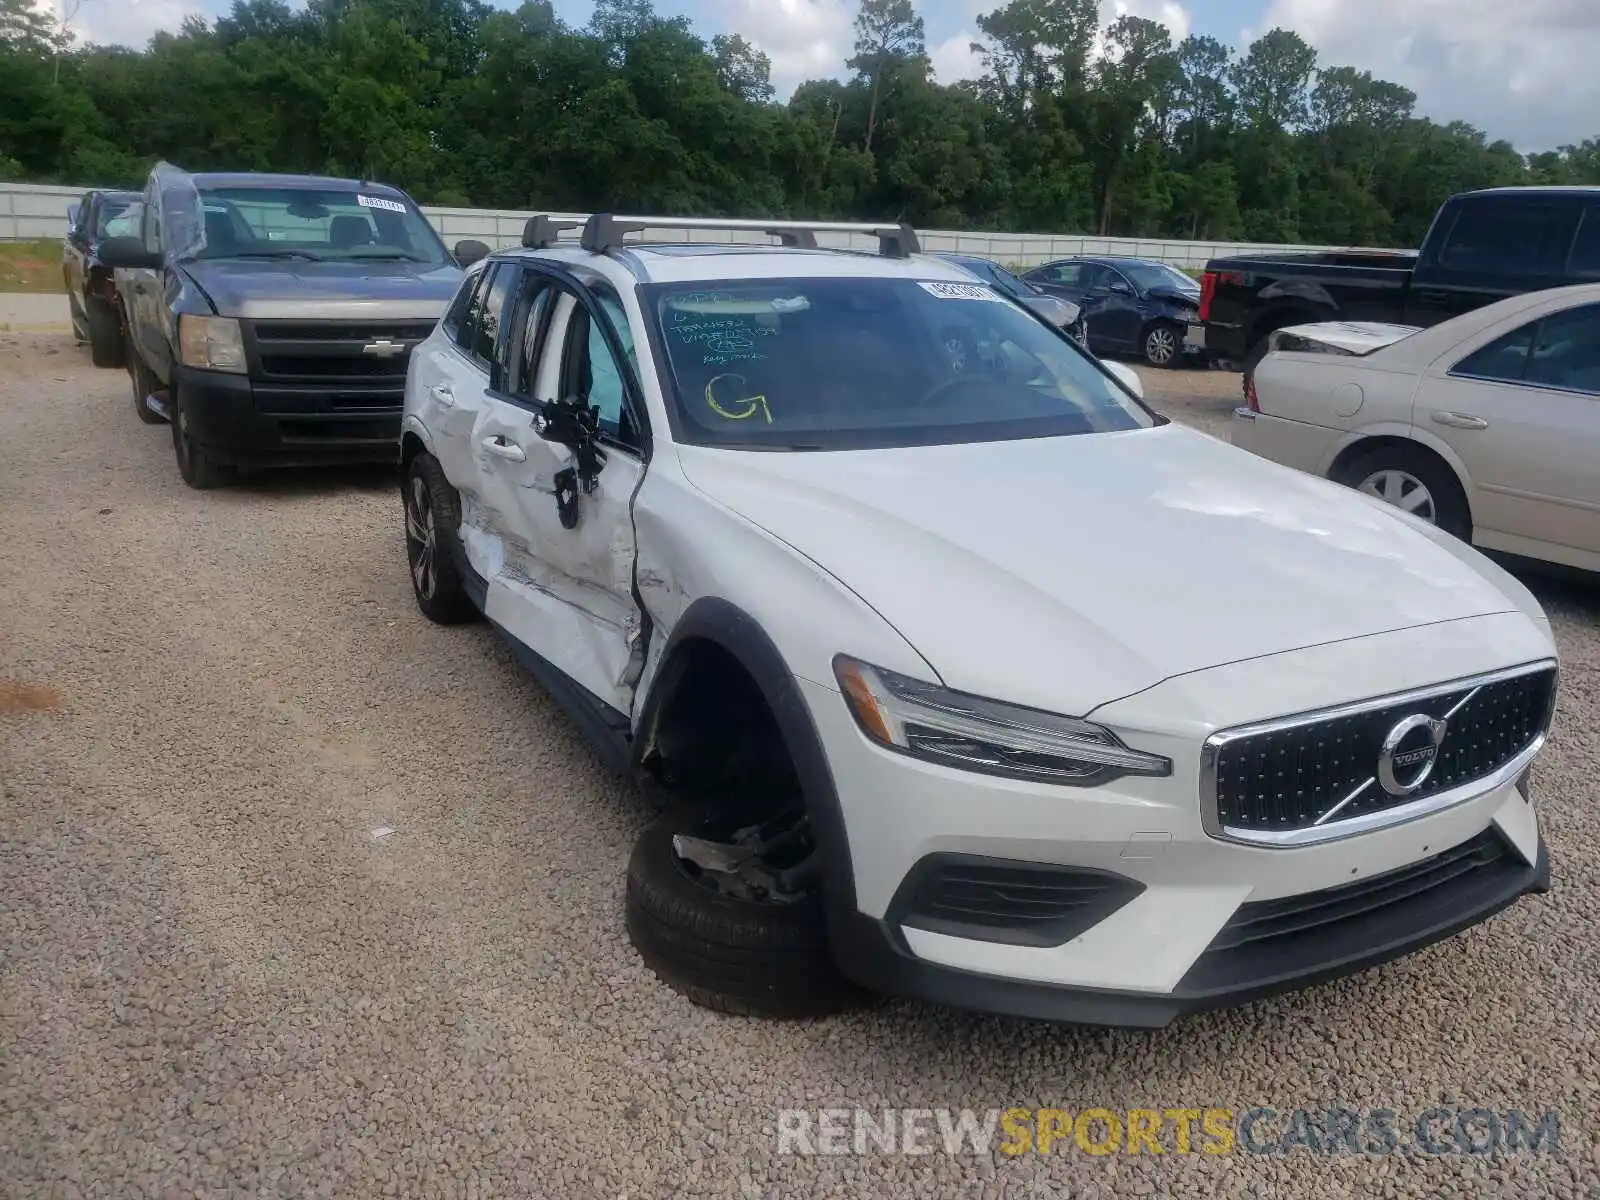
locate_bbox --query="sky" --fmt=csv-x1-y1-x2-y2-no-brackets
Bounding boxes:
43,0,1600,152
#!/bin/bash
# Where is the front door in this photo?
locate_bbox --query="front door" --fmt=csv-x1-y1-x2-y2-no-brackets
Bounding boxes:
1418,301,1600,560
470,272,647,715
1088,265,1145,351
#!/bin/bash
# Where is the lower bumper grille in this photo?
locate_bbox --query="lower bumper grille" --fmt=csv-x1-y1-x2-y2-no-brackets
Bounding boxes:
889,854,1145,948
1205,663,1555,837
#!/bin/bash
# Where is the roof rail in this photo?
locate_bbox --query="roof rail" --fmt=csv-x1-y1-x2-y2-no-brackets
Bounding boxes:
523,215,582,249
574,214,921,258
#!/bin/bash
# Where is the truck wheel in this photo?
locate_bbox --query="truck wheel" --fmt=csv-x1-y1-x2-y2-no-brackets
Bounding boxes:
1141,321,1183,368
86,297,125,370
128,352,165,425
1334,445,1471,541
169,384,234,490
625,804,863,1019
402,452,480,624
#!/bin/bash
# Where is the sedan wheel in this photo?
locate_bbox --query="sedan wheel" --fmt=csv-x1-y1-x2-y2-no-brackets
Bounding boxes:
1357,468,1436,522
1142,322,1180,368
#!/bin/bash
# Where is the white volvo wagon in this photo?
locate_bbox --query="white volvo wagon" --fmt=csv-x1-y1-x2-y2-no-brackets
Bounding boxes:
397,215,1557,1026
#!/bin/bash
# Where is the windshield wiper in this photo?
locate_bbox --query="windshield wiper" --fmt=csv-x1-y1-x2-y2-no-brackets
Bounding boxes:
335,249,431,262
227,250,322,261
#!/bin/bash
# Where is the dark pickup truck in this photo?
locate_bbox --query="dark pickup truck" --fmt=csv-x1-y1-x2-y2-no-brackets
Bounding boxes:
100,163,490,489
1200,185,1600,379
62,188,142,367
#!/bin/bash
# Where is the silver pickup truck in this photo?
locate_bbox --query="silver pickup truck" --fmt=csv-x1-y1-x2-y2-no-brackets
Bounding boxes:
102,162,489,489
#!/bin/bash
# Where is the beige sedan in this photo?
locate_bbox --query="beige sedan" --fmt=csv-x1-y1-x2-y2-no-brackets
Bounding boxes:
1231,283,1600,574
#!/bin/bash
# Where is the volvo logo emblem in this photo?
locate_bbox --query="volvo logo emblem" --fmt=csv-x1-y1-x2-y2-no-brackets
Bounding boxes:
362,338,405,359
1377,713,1449,796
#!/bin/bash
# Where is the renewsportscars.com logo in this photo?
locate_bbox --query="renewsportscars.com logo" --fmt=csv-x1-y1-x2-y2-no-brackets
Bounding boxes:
775,1106,1563,1158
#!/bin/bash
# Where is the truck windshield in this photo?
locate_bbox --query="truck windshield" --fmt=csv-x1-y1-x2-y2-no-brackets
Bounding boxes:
648,277,1155,451
188,187,450,264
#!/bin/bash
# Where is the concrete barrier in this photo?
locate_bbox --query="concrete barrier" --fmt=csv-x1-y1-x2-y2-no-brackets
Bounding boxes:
1,181,1406,270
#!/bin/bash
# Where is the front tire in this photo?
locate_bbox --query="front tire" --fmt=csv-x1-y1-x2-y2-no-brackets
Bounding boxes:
1142,320,1182,368
402,452,479,624
86,296,124,369
1334,444,1472,541
169,384,234,490
625,804,862,1019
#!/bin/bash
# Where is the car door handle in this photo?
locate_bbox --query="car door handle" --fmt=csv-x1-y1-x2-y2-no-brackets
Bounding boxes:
429,384,455,408
1431,410,1488,431
481,435,526,462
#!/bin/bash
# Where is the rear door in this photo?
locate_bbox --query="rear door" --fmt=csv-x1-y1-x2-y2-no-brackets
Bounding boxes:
1406,194,1582,327
1419,300,1600,558
470,269,648,715
122,185,173,379
416,264,504,499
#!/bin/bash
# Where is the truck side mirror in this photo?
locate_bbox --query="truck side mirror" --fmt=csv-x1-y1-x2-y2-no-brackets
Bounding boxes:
454,239,491,267
98,237,162,270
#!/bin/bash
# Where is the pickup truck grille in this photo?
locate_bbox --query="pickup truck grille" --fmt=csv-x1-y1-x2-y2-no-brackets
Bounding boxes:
1205,664,1555,838
242,319,435,413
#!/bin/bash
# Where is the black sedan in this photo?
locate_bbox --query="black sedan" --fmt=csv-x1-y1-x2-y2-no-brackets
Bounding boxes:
62,188,143,367
935,253,1090,349
1023,256,1202,367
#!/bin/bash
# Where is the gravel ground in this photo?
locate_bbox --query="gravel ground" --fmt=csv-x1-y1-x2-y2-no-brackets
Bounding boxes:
2,335,1598,1200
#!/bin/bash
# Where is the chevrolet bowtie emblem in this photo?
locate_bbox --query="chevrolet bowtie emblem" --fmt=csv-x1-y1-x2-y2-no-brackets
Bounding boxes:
362,339,405,359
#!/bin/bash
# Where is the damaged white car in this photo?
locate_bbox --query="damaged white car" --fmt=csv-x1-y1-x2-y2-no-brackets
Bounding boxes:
399,215,1557,1027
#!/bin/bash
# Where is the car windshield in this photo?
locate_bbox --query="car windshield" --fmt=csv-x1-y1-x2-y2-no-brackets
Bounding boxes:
188,187,449,264
648,277,1155,451
1119,261,1198,294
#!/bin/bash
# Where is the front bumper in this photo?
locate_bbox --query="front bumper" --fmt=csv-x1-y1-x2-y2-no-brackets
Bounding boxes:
174,365,401,468
832,828,1548,1028
803,612,1557,1026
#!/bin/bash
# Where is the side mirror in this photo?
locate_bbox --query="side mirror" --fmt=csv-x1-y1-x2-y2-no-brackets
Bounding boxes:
1102,360,1144,399
1108,280,1134,297
98,236,162,270
454,239,491,267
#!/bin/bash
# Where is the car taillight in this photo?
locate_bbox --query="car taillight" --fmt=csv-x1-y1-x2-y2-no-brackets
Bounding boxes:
1199,271,1217,322
1244,371,1260,412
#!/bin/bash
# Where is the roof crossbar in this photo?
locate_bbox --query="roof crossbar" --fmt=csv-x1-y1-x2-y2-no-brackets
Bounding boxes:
522,215,582,249
573,214,922,258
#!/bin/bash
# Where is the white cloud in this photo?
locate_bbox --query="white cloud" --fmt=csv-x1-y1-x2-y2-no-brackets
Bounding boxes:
704,0,854,96
1105,0,1190,43
1262,0,1600,149
39,0,207,48
929,31,983,84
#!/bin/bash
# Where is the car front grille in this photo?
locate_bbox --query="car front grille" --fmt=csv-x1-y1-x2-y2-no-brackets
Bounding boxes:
1205,663,1555,839
243,319,435,413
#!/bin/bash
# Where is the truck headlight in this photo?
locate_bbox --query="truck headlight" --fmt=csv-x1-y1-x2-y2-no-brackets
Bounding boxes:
833,656,1171,786
179,315,246,373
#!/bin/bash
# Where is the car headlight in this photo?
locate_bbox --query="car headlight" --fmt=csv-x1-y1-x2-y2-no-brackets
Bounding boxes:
833,656,1171,786
178,315,246,373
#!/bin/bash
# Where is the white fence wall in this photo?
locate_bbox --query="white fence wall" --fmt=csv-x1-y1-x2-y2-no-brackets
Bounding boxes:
2,180,1403,270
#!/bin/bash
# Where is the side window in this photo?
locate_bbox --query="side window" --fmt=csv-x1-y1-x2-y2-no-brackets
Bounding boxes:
1046,263,1084,285
1567,207,1600,280
563,292,642,450
1452,324,1535,382
1435,199,1578,277
508,278,555,396
440,268,482,348
1525,304,1600,395
469,264,515,367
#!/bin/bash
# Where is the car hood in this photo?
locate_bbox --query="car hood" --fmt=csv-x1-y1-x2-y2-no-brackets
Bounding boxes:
181,258,462,320
674,424,1521,716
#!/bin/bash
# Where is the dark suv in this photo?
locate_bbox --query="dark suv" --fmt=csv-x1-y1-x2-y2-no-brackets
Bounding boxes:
102,163,489,489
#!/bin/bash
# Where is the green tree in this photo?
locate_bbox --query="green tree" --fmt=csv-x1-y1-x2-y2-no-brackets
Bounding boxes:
849,0,925,152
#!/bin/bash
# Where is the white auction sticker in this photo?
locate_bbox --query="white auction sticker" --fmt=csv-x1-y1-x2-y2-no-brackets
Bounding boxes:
918,281,1005,302
356,194,408,214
